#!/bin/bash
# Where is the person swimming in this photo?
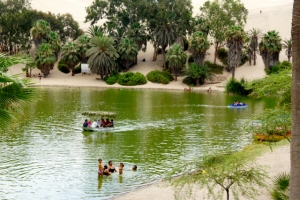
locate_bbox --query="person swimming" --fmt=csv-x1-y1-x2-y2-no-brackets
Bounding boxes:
108,161,117,173
98,158,103,176
103,165,111,175
132,165,137,171
119,163,124,174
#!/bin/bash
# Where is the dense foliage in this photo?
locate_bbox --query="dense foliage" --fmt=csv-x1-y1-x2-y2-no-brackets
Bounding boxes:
183,62,212,86
118,72,147,86
166,43,187,81
105,71,120,85
58,59,70,74
0,0,83,55
146,70,174,84
225,78,251,96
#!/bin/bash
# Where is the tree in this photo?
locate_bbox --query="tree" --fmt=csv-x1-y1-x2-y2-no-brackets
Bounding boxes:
0,54,38,129
248,28,261,65
199,0,248,63
166,43,187,81
118,37,138,70
75,34,90,63
171,153,267,200
290,0,300,199
34,43,56,77
259,30,282,70
86,36,119,79
0,53,27,72
22,55,37,77
30,19,51,48
61,42,81,76
271,172,290,200
183,62,212,86
189,31,210,66
86,25,104,38
283,38,292,62
153,21,177,69
47,31,61,60
226,26,248,78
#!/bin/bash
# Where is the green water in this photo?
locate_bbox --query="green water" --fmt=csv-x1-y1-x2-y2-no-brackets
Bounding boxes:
0,88,275,199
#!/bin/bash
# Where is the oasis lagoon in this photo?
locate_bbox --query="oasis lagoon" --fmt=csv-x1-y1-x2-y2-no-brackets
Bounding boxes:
0,88,275,199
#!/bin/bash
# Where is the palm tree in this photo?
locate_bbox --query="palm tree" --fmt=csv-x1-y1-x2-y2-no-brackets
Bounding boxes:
248,28,261,65
61,42,81,76
86,25,104,38
75,34,90,63
127,22,148,64
166,43,187,81
259,30,282,70
47,31,61,61
271,172,289,200
183,62,212,86
290,1,300,198
189,31,210,66
282,38,292,62
0,55,38,129
86,36,119,79
35,43,56,77
30,19,51,48
226,26,248,78
118,37,138,70
153,22,177,69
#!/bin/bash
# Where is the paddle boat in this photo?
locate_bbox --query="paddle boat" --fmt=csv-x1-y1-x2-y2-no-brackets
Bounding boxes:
82,111,117,132
228,103,247,108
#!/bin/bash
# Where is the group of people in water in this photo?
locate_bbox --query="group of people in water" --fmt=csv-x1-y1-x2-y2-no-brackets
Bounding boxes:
83,118,114,128
98,159,137,176
233,100,245,106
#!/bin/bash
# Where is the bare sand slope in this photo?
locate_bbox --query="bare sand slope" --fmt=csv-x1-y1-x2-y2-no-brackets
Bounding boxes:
114,145,290,200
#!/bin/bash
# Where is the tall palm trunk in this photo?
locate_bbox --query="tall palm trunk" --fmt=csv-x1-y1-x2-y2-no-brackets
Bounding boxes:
214,42,219,64
290,0,300,199
162,45,167,69
253,51,256,65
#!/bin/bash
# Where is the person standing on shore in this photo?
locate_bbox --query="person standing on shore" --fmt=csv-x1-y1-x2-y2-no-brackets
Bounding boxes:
38,73,42,82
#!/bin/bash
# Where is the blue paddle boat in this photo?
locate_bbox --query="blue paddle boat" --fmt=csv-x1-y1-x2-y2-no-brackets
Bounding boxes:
228,103,247,108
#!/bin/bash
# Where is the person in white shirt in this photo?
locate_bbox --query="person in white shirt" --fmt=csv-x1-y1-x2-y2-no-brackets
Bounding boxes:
91,120,98,128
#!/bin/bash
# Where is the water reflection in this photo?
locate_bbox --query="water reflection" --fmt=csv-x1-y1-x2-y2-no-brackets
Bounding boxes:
0,88,276,199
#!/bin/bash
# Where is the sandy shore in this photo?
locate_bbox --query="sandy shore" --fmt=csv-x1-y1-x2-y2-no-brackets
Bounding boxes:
114,144,290,200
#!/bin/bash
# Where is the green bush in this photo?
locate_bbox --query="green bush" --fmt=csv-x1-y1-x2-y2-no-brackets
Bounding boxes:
106,76,118,85
105,71,120,85
147,70,169,84
58,59,70,74
118,72,147,86
183,76,196,86
204,61,224,74
266,61,292,75
225,78,251,96
162,70,174,81
280,61,292,70
188,55,194,63
74,65,81,74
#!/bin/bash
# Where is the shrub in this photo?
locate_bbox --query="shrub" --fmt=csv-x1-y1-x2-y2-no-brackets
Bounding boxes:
266,64,280,75
162,70,174,81
183,77,196,86
118,72,147,86
147,70,169,84
58,59,70,74
188,55,194,63
225,78,251,96
280,61,292,70
74,65,81,74
204,61,224,74
106,76,118,85
105,71,120,85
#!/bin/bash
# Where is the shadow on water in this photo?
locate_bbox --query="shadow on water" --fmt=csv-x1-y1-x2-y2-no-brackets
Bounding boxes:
0,88,276,199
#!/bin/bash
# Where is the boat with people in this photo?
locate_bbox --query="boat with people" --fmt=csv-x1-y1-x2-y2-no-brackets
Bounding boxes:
228,100,247,108
82,111,117,132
